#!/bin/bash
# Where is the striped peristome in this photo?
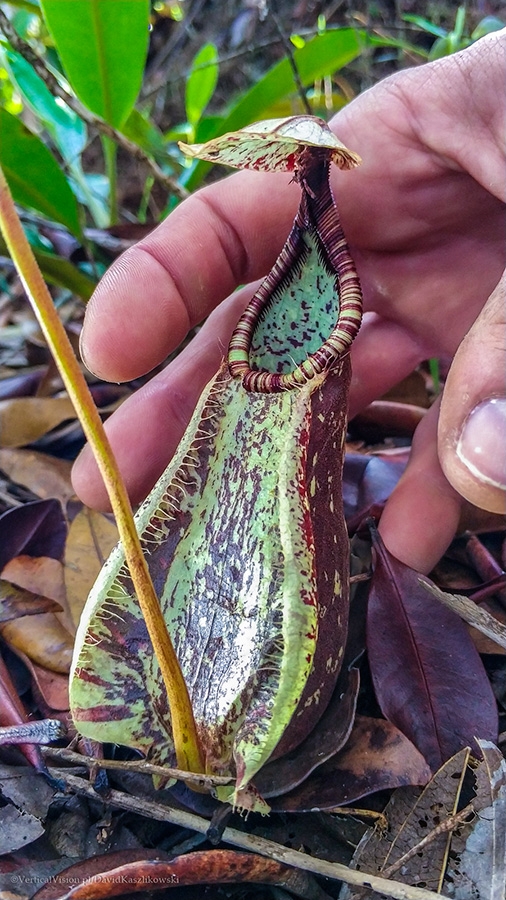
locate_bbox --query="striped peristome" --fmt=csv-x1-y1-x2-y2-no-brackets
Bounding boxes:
228,147,362,391
70,117,363,813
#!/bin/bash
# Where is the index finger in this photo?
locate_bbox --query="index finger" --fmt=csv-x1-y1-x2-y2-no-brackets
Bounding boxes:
80,169,299,382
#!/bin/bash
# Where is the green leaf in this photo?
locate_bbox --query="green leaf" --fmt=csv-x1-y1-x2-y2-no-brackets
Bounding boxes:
183,27,362,191
3,1,40,13
0,108,81,237
2,46,87,164
290,34,305,50
471,16,506,41
40,0,150,128
0,233,95,300
185,42,219,128
402,14,447,38
121,108,167,161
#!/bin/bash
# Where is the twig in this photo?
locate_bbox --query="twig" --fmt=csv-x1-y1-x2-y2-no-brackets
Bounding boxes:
0,719,66,745
0,8,188,201
419,578,506,650
142,0,208,97
270,9,312,115
55,770,450,900
381,802,474,880
42,745,234,789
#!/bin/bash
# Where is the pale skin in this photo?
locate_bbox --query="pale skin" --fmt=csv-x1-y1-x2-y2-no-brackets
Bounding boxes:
72,31,506,574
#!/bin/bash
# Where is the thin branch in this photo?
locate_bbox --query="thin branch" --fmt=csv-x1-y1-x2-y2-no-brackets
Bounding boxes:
382,803,475,880
42,745,233,789
270,9,312,115
56,770,451,900
419,578,506,650
0,9,188,201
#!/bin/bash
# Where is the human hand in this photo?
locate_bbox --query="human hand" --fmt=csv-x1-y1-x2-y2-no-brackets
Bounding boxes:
72,30,506,574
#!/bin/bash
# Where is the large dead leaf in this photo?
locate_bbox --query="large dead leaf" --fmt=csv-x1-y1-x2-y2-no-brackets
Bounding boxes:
17,653,69,713
0,556,74,673
32,849,320,899
63,508,118,629
443,742,506,899
0,578,62,622
0,397,76,447
367,526,498,770
341,747,470,898
0,803,45,854
2,555,73,632
0,499,67,572
0,448,75,505
270,715,431,812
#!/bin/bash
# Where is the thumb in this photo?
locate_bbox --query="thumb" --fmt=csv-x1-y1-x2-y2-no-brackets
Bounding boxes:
438,269,506,514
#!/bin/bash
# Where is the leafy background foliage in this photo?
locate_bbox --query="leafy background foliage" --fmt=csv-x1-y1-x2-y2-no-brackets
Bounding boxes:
0,2,505,899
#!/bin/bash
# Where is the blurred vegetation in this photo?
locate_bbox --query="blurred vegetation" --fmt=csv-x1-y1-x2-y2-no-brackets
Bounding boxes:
0,0,503,300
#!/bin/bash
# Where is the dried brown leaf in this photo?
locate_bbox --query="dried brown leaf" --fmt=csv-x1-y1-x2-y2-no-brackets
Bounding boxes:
0,804,45,854
2,555,72,632
420,578,506,653
0,397,76,448
0,579,62,622
443,742,506,899
0,448,75,506
0,556,74,672
271,716,431,812
341,747,470,898
32,849,326,900
63,508,118,628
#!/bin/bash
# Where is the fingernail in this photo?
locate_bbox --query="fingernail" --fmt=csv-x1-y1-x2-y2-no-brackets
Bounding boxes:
457,397,506,490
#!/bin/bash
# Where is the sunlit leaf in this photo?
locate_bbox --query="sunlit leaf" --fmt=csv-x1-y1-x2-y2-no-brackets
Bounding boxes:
0,108,81,237
64,508,118,629
40,0,150,127
185,42,219,127
2,47,87,164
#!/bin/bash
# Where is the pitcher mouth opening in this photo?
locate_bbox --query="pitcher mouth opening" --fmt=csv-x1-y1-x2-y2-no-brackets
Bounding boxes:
227,224,362,393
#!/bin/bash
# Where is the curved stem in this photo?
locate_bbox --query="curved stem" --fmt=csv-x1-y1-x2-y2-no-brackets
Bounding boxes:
0,165,203,775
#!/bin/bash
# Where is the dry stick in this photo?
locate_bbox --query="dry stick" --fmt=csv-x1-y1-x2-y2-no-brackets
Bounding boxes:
0,8,187,202
419,578,506,650
0,720,66,745
0,170,203,776
270,10,312,115
56,771,448,900
42,746,233,789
